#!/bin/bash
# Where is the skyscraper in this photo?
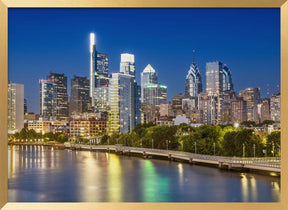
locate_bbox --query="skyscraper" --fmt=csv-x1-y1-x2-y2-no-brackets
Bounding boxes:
69,75,91,115
198,92,219,124
172,93,185,116
257,98,271,123
47,72,69,120
108,73,136,133
8,82,24,134
39,79,57,120
120,53,135,76
89,33,96,106
222,65,234,92
206,61,223,95
141,64,158,102
89,33,109,107
142,84,167,106
270,93,280,123
185,51,202,98
239,87,260,122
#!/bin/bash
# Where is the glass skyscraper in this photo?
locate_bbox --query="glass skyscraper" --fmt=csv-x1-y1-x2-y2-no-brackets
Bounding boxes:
141,64,158,102
47,72,69,120
142,84,167,106
222,65,234,92
108,73,136,133
120,53,135,76
206,61,223,95
39,79,57,120
185,59,202,98
69,75,91,115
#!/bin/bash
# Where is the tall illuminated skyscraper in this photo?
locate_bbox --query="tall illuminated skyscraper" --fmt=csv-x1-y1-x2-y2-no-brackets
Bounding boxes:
120,53,135,76
206,61,223,95
185,51,202,98
89,33,96,106
239,87,260,122
8,82,24,134
89,33,109,108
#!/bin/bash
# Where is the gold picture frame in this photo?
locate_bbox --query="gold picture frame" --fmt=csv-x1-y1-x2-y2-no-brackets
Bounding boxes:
0,0,287,209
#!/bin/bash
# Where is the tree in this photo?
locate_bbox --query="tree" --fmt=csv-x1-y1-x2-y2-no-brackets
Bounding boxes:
19,128,28,140
240,120,256,127
266,131,280,157
100,134,109,144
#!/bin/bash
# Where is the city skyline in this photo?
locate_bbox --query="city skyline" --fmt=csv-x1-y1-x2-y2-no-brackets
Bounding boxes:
8,8,280,114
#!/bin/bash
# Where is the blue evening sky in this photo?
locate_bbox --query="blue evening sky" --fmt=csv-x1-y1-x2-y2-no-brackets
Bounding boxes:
8,8,280,114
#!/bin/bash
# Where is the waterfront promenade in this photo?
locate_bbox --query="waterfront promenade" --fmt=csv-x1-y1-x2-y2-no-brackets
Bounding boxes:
64,143,280,173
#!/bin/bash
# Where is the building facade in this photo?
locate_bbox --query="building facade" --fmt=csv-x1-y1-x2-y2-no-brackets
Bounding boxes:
120,53,135,76
70,75,91,115
142,84,167,106
108,73,136,133
239,87,260,122
8,82,24,134
185,61,202,98
206,61,223,95
231,97,247,123
172,93,185,116
141,64,158,102
39,79,57,120
47,72,69,120
222,65,234,92
270,93,280,123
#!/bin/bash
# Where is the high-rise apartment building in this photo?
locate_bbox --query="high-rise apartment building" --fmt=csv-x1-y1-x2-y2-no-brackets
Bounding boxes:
185,52,202,98
120,53,135,76
198,92,219,125
221,91,237,124
47,72,68,120
94,86,109,112
231,97,247,123
39,79,57,120
95,53,109,87
257,98,271,123
270,93,280,123
8,82,24,134
141,64,158,102
172,93,185,116
239,87,260,122
70,75,91,115
108,73,136,133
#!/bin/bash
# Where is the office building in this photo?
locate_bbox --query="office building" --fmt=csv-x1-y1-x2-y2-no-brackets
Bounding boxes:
47,72,69,120
185,52,202,98
222,65,234,92
159,102,173,117
120,53,135,76
221,91,237,124
206,61,223,95
94,86,109,112
39,79,57,120
142,84,167,106
270,93,280,123
70,75,91,115
239,87,260,122
8,82,24,134
198,92,219,124
141,64,158,102
24,98,27,114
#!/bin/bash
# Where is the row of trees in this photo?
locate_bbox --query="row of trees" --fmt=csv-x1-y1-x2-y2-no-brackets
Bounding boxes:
11,123,280,157
11,128,68,143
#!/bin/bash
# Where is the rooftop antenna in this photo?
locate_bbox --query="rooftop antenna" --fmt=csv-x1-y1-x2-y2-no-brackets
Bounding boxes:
193,50,195,64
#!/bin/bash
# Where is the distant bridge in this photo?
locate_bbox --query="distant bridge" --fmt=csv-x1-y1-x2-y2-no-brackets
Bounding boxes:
64,143,280,173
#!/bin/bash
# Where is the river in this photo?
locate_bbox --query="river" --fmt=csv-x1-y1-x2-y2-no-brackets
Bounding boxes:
8,145,280,202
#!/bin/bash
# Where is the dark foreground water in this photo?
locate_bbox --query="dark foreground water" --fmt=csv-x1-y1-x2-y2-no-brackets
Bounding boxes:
8,145,280,202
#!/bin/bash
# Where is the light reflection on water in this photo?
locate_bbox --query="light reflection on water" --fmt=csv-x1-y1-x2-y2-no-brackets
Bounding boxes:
8,145,280,202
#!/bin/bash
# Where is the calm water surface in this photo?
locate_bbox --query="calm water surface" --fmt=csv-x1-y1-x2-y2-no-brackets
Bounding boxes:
8,145,280,202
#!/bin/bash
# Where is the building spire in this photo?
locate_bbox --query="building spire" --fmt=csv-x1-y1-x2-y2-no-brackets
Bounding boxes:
193,50,195,64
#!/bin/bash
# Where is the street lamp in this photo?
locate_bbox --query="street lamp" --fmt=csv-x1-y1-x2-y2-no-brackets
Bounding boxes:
253,144,256,158
132,138,133,147
141,138,142,148
243,144,245,158
194,141,197,154
272,142,275,157
152,139,154,149
213,142,216,156
166,140,168,150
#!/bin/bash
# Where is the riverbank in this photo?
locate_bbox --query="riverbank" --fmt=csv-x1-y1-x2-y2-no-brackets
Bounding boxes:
9,142,280,177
